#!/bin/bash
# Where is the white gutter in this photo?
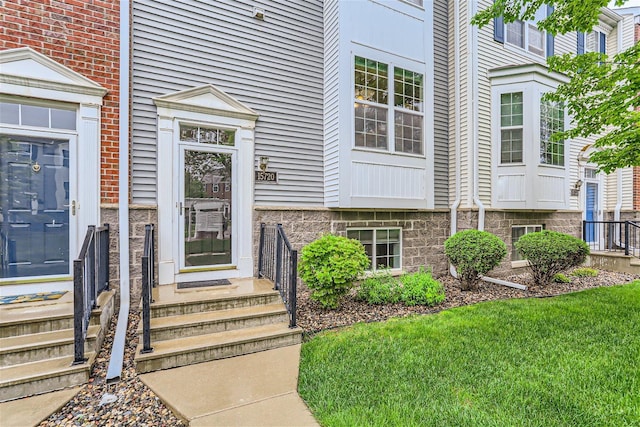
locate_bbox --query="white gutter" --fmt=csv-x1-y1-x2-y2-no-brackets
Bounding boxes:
106,0,130,383
463,1,524,290
450,0,461,279
614,169,622,221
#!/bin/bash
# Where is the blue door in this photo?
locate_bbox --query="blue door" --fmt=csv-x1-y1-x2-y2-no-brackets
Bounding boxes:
1,135,70,279
585,182,598,243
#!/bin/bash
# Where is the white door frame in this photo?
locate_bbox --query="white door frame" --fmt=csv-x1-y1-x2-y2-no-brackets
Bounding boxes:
582,166,604,247
154,85,258,285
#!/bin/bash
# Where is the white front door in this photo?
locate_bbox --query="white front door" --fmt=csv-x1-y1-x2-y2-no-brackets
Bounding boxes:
178,146,235,272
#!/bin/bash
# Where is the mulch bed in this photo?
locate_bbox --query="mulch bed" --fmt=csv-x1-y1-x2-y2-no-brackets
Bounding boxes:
296,268,640,335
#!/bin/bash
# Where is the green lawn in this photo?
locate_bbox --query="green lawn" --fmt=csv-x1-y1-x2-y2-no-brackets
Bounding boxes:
299,282,640,427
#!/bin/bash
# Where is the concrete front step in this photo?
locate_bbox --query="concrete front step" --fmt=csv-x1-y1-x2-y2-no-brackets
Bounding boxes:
0,352,95,402
139,304,289,342
0,326,100,367
149,290,283,318
135,322,302,374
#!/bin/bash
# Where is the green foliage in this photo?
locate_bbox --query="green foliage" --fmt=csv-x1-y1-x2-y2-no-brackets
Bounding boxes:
356,268,401,305
572,267,598,277
472,0,639,173
299,234,370,309
515,231,590,286
356,267,446,307
300,282,640,426
398,268,446,307
553,273,571,283
444,230,507,291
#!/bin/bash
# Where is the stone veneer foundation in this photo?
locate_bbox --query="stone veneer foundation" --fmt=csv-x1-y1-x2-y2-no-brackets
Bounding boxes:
128,206,158,305
255,208,585,278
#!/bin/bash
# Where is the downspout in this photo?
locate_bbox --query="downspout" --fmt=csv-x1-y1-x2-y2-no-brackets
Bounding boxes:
106,0,131,383
450,0,461,278
470,0,525,290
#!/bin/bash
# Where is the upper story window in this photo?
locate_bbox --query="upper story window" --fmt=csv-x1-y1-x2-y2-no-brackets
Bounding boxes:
401,0,423,7
495,6,554,58
539,100,564,166
354,56,424,155
577,29,606,55
500,92,524,164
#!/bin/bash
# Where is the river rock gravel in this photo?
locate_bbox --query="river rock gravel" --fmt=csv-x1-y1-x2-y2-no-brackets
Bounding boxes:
296,268,639,335
37,267,637,425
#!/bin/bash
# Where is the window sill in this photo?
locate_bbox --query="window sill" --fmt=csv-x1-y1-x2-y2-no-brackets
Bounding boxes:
352,146,426,159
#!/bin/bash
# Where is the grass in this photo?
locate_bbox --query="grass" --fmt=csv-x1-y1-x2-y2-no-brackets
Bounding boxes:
299,281,640,427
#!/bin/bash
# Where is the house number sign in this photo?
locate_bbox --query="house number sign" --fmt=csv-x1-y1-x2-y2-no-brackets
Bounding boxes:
255,170,277,182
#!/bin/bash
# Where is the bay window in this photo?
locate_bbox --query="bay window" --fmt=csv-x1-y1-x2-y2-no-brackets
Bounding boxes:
354,56,424,155
500,92,524,164
539,100,565,166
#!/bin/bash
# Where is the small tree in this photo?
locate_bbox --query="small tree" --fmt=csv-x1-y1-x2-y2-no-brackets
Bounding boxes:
444,230,507,291
515,230,589,286
299,234,370,309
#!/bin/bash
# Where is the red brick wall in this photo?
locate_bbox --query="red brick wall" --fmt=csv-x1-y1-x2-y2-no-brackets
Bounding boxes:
0,0,121,204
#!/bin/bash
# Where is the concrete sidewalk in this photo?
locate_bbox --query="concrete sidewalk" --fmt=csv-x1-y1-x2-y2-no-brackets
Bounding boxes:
0,386,82,427
140,344,319,426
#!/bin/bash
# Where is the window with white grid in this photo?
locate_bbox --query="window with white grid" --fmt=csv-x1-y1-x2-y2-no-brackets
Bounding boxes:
539,100,564,166
500,92,524,163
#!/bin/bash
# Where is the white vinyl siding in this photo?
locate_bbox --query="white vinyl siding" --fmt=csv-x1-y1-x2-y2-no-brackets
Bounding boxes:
324,0,340,206
132,0,324,206
433,0,449,208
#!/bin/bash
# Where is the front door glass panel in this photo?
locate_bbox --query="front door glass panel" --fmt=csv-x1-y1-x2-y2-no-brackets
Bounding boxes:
183,149,232,267
1,135,70,278
585,182,598,243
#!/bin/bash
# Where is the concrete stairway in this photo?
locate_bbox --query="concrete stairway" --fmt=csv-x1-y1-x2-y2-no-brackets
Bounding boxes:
0,291,115,402
134,278,302,374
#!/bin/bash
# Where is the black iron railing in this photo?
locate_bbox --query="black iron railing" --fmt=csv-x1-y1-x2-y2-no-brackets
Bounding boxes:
258,223,298,328
583,220,640,258
141,224,156,354
73,224,110,365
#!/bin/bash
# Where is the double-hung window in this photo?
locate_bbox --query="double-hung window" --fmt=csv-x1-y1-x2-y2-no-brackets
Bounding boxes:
539,100,564,166
354,56,424,155
500,92,524,164
347,228,402,271
505,7,546,56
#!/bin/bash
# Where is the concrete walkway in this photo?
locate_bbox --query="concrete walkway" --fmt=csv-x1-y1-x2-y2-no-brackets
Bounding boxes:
140,344,319,426
0,386,82,427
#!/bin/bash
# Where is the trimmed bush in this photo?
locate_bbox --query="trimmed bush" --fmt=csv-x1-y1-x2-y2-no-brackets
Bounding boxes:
299,234,370,309
444,230,507,291
553,273,571,283
356,268,401,305
572,267,598,277
399,267,446,306
515,230,589,286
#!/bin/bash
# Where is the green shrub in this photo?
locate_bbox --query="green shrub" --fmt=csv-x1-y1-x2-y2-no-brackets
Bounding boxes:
356,268,401,305
444,230,507,291
515,230,589,286
571,267,598,277
399,267,446,306
299,234,370,309
553,273,571,283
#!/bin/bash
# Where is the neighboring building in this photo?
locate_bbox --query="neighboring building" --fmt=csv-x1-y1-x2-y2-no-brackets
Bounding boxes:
129,0,637,289
0,0,120,295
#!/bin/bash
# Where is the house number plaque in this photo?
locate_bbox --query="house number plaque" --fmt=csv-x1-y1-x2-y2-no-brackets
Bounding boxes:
255,170,277,182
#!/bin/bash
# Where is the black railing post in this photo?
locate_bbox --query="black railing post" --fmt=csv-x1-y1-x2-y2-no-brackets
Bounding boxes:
141,224,154,354
289,249,297,328
73,258,86,364
258,223,265,278
582,220,587,242
103,224,110,292
624,221,630,256
275,224,283,291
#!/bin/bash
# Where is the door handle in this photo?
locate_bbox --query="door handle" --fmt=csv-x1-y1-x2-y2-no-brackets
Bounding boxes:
64,200,77,216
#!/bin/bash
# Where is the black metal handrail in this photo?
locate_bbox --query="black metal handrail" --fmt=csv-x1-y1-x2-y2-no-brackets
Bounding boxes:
141,224,156,354
73,224,110,365
582,220,639,258
258,223,298,328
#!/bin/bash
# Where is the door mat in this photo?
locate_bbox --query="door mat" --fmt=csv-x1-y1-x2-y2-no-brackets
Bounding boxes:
177,279,231,289
0,291,67,305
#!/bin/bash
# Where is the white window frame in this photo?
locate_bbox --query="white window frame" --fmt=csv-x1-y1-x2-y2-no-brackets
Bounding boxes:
499,92,524,164
353,56,425,157
504,7,547,57
511,224,543,266
585,30,605,54
347,227,402,272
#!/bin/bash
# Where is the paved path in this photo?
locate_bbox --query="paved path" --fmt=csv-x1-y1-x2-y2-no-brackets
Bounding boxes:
140,344,319,426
